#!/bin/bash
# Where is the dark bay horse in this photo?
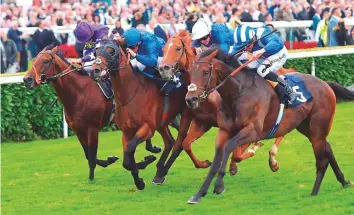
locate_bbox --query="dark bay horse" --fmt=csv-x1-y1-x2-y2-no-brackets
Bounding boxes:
91,40,189,189
185,47,351,203
159,31,284,175
23,45,157,180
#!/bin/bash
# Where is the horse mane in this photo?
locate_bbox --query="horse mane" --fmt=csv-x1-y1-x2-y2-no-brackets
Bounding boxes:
43,44,70,65
198,46,240,69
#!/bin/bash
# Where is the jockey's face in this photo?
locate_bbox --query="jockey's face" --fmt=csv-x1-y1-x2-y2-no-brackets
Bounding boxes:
128,42,140,53
199,34,211,46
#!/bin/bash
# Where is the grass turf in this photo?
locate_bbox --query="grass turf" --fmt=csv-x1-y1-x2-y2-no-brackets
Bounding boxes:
2,102,354,215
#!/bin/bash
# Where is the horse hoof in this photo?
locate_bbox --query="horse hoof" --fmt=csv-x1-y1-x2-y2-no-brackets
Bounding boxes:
197,160,212,168
144,155,157,163
152,176,166,185
229,166,239,176
107,156,119,163
136,178,146,190
147,146,162,154
213,185,225,195
187,195,201,204
270,162,280,172
89,175,94,181
343,180,353,188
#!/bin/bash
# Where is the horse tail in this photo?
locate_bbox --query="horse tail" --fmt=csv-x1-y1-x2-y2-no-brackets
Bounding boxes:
326,82,354,102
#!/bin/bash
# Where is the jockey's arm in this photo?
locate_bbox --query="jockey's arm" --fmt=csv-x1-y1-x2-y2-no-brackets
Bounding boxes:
260,35,284,56
136,42,159,67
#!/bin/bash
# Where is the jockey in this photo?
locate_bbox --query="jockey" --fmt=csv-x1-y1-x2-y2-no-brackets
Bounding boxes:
73,21,109,75
122,27,165,76
191,18,234,55
231,24,297,106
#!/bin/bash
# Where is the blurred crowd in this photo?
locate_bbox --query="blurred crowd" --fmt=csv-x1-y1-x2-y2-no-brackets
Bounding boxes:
1,0,354,73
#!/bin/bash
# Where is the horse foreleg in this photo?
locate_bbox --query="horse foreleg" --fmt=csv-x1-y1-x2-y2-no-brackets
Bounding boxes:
145,138,162,154
269,136,283,172
188,129,230,204
153,126,175,184
182,121,212,168
153,109,193,184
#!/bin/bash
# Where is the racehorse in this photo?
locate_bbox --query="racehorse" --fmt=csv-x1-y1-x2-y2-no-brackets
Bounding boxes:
158,30,284,177
91,40,190,189
23,45,158,180
185,47,352,204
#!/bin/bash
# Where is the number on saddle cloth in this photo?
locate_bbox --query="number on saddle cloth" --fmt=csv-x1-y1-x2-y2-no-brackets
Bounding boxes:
282,75,313,108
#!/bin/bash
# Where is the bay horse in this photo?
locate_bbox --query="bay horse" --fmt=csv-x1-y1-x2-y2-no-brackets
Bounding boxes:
185,47,351,204
23,45,158,180
91,40,190,189
159,30,284,177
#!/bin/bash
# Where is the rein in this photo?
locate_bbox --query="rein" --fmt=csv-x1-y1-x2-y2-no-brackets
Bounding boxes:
190,54,262,100
33,51,82,84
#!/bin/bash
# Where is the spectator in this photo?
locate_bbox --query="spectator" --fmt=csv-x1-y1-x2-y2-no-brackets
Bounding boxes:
335,19,349,46
328,7,341,46
1,30,17,73
113,20,124,36
7,20,28,72
167,16,178,37
347,27,354,45
0,40,6,73
310,6,322,34
131,11,144,28
185,13,198,33
315,10,330,47
229,7,241,29
32,20,60,53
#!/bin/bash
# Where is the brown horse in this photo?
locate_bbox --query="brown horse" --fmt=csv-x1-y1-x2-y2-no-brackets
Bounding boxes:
23,45,158,180
159,30,284,176
91,40,190,189
185,47,351,204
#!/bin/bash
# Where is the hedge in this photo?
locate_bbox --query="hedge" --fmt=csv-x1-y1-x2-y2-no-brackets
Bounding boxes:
1,54,353,142
285,54,354,86
1,83,116,142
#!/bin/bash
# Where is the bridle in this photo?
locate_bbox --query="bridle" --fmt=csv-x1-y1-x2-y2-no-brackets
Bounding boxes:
33,50,77,84
188,53,266,101
160,37,190,78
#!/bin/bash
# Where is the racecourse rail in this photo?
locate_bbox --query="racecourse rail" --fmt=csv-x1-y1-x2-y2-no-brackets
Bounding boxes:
1,46,354,138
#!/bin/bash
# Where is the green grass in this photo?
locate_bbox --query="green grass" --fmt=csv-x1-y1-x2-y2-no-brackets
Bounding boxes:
2,102,354,215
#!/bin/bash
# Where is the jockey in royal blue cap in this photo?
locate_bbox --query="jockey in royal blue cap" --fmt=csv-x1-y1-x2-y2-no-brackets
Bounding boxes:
122,27,166,77
191,18,234,55
73,21,109,75
231,24,296,106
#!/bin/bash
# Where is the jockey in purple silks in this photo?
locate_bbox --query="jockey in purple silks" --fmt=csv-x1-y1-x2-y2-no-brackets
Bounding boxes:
73,21,109,75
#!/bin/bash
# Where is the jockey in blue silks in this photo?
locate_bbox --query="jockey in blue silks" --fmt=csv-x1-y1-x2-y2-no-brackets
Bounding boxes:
73,21,109,75
191,18,234,55
231,24,296,106
122,27,165,76
122,27,182,94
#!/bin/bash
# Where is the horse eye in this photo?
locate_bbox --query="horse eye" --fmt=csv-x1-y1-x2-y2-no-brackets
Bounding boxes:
176,47,181,51
43,60,49,64
203,70,209,75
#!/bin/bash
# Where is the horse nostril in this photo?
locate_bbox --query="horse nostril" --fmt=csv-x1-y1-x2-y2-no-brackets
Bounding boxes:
23,76,34,88
163,65,171,71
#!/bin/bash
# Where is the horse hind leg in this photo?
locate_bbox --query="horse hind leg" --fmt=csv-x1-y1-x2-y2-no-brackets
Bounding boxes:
269,136,283,172
229,141,264,176
326,141,351,187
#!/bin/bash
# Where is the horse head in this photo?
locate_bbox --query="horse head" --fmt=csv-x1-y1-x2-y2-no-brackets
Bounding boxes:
24,45,69,88
92,39,122,80
159,30,195,80
186,47,220,109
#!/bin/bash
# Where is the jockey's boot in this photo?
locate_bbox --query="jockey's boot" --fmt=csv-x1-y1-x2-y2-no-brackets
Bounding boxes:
263,72,296,107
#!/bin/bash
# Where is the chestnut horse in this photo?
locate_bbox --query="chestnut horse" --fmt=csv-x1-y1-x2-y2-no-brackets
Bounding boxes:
159,30,283,177
91,40,189,189
185,47,351,204
23,45,158,180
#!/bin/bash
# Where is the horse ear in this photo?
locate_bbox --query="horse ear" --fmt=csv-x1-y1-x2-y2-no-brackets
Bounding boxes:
52,46,58,53
205,49,219,61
